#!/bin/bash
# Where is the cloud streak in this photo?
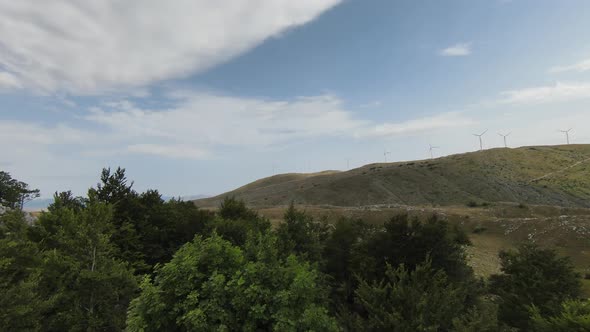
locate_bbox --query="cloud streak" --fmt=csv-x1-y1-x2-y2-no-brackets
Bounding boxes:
498,82,590,105
0,1,340,94
1,91,475,162
127,144,208,160
360,112,476,137
439,43,471,56
85,92,475,158
550,58,590,73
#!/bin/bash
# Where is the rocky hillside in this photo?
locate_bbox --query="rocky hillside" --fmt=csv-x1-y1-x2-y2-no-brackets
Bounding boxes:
195,145,590,208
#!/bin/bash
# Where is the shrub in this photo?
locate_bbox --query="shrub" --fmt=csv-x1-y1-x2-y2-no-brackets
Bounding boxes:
489,243,581,330
472,225,487,234
530,299,590,332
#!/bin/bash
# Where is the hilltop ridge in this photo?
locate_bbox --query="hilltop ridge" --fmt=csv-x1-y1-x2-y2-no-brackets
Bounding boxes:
194,145,590,208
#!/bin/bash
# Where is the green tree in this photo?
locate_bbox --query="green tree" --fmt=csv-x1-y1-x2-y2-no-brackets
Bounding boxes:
353,260,471,332
530,299,590,332
277,203,330,262
218,196,258,221
0,210,42,331
127,232,338,331
0,171,40,210
489,243,581,331
451,300,516,332
351,214,472,284
90,168,213,272
33,198,137,331
324,214,478,327
322,218,370,307
48,190,86,213
207,197,270,247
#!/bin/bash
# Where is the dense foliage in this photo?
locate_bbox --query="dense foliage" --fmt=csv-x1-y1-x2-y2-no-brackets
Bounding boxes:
0,168,587,331
530,299,590,331
127,232,338,331
489,244,582,331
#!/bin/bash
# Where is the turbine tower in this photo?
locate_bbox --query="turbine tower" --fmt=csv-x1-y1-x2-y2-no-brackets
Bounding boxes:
559,128,573,145
429,144,440,159
498,132,511,148
473,129,488,151
384,150,391,163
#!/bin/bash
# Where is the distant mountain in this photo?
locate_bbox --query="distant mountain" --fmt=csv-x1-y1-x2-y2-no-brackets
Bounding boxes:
23,198,54,211
194,145,590,208
172,194,211,201
25,194,211,211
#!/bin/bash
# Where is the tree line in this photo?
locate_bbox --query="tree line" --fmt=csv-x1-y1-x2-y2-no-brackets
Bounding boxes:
0,168,588,331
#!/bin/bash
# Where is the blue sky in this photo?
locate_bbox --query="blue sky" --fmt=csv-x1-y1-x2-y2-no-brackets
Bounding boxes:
1,0,590,198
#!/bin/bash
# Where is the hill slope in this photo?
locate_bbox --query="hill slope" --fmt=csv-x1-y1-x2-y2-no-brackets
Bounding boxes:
195,145,590,208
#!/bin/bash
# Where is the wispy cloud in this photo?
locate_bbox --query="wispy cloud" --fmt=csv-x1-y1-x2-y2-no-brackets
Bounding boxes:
0,72,22,89
357,112,475,138
86,93,367,150
549,58,590,73
87,92,476,151
0,1,341,94
127,144,208,160
498,82,590,105
360,101,382,108
1,91,474,164
439,43,472,57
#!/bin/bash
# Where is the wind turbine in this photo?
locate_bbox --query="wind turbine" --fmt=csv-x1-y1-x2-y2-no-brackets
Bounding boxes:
384,150,391,163
559,128,573,145
498,132,511,148
473,129,488,151
428,144,440,159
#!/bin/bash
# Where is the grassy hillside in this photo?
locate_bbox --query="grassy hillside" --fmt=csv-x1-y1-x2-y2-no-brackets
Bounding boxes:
195,144,590,208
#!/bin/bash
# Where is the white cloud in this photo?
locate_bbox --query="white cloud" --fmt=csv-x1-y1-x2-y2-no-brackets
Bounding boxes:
0,72,22,89
360,100,382,108
550,58,590,73
87,93,367,148
0,121,91,145
358,112,475,138
127,144,208,160
499,82,590,105
0,1,340,94
85,92,475,153
0,91,475,168
439,43,471,57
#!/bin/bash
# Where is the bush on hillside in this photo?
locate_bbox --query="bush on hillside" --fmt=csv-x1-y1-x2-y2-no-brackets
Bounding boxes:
489,243,581,331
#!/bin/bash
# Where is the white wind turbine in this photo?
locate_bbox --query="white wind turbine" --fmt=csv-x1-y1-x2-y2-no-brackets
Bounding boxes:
473,129,488,151
559,128,573,145
429,144,440,159
384,150,391,163
498,132,511,148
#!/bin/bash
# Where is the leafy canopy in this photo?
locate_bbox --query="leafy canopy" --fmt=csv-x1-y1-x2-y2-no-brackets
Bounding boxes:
489,243,581,330
127,232,338,332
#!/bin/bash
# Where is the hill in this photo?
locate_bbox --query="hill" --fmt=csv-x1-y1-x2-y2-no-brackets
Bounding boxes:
195,145,590,208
